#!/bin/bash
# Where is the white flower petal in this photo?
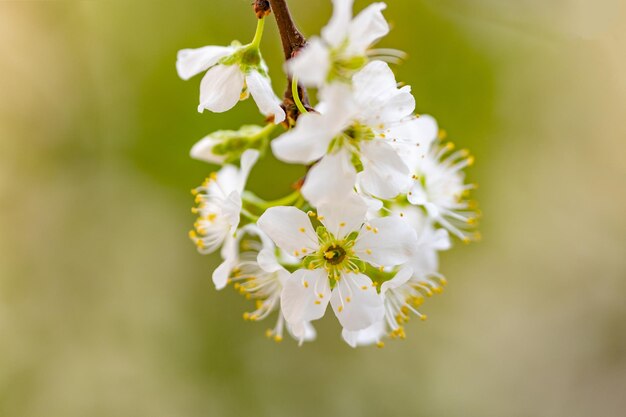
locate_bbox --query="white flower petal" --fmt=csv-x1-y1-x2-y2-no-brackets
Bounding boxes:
321,0,354,46
353,60,397,98
271,112,334,164
212,234,238,290
380,267,413,294
208,166,238,199
176,46,234,80
190,134,227,165
354,216,418,266
285,37,331,87
246,70,286,123
317,193,367,239
281,269,331,325
330,273,384,331
257,206,318,257
407,182,428,206
391,207,448,274
317,82,359,129
198,64,244,113
347,3,389,54
358,141,411,199
301,150,356,207
222,191,243,231
385,115,438,167
432,228,452,251
342,320,386,347
238,224,284,273
352,61,415,123
257,248,282,274
237,149,260,193
287,320,317,344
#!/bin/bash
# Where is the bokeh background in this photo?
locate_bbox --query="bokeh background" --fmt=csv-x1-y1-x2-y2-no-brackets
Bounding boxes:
1,0,625,416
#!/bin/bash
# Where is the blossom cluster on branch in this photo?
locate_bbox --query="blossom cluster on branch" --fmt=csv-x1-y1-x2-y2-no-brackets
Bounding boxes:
177,0,479,347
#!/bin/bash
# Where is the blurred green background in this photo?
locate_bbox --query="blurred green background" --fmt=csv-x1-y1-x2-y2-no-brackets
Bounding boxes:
1,0,625,416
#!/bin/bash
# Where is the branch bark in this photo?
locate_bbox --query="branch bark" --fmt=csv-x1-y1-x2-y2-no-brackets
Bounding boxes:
267,0,306,60
266,0,312,119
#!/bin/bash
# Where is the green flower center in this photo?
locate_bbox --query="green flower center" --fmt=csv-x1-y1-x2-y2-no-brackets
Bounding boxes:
323,244,347,265
302,227,365,283
327,40,368,82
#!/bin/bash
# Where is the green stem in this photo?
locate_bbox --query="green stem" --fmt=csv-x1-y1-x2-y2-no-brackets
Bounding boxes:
243,190,301,209
291,76,308,114
250,16,265,48
241,207,260,222
252,122,277,141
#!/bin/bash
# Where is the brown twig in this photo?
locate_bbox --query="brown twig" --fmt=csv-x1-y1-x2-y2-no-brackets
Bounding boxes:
265,0,312,120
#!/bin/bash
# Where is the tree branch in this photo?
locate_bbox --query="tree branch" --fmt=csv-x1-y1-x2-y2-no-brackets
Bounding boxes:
265,0,312,119
267,0,306,60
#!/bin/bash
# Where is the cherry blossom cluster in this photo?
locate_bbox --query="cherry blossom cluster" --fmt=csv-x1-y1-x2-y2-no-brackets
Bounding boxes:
178,0,479,347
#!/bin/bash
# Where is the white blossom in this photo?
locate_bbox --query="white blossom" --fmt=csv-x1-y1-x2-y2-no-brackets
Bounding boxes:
273,61,432,205
189,149,259,267
342,265,447,348
223,225,317,344
407,140,479,241
286,0,390,86
257,194,418,333
177,41,285,122
391,207,451,276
